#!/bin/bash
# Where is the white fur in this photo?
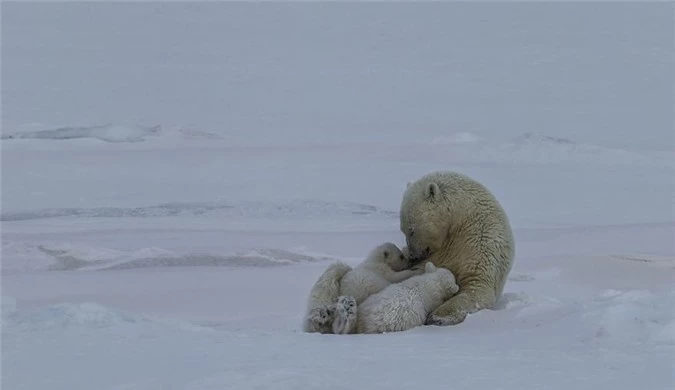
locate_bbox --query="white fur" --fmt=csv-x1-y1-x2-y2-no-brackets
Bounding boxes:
302,262,352,333
400,170,515,325
303,242,421,334
331,296,357,335
354,262,460,334
339,242,420,305
332,242,423,334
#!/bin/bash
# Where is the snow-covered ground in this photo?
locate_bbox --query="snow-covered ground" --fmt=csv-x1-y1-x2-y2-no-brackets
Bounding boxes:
2,2,674,390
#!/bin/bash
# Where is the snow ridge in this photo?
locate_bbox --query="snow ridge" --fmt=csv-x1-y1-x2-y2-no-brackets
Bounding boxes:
2,242,338,272
1,123,162,143
0,200,398,222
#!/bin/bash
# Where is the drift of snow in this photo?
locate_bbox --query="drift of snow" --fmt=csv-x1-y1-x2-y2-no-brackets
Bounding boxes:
1,123,162,143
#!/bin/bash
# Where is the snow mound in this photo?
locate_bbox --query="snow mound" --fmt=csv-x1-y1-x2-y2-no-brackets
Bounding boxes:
1,123,162,143
1,242,61,272
173,128,224,140
1,242,336,272
4,302,140,331
495,292,533,310
1,199,398,222
484,287,674,349
400,132,670,167
495,292,563,314
38,243,136,271
3,302,204,333
518,132,576,145
610,254,675,268
583,289,675,346
100,248,334,271
495,132,661,165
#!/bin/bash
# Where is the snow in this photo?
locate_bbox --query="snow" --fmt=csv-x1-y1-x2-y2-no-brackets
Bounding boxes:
1,123,162,143
1,2,674,390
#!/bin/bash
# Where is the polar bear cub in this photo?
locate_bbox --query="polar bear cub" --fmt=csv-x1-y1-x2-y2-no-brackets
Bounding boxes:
330,242,422,334
340,242,420,304
304,242,419,334
354,262,460,334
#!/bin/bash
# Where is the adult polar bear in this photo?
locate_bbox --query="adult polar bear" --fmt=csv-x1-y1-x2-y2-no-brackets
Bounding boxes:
400,170,515,326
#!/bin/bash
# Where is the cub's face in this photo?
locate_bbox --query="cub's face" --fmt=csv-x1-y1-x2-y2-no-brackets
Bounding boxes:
376,243,409,272
400,181,449,263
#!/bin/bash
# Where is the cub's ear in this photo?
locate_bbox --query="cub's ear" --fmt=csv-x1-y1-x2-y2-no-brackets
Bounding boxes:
424,182,440,200
406,181,412,189
425,262,437,273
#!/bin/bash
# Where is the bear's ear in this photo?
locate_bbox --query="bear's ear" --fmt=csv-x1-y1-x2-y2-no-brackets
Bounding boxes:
406,181,412,189
424,182,440,201
425,262,437,273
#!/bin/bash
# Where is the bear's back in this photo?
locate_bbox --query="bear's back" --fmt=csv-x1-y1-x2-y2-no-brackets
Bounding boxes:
340,267,390,304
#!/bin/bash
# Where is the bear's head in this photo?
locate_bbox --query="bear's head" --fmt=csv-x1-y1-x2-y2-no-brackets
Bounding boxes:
435,266,459,296
372,242,410,271
400,174,453,263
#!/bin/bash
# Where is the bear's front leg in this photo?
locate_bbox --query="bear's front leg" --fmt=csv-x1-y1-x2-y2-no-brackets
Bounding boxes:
425,288,496,326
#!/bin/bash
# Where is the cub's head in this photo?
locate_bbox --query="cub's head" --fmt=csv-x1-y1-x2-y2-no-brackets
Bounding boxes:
370,242,409,271
400,175,453,263
424,262,459,296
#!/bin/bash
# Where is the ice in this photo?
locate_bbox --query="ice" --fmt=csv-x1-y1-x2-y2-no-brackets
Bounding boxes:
2,2,674,390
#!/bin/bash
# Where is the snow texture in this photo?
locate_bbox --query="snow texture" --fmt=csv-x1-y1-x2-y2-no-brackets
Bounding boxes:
1,124,162,143
2,2,674,390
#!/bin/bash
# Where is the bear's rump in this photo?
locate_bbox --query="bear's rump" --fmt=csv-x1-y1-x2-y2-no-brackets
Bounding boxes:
357,291,426,333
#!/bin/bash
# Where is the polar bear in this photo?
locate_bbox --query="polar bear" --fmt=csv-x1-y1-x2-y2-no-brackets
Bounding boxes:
303,261,352,334
400,170,515,326
349,262,459,334
303,242,421,334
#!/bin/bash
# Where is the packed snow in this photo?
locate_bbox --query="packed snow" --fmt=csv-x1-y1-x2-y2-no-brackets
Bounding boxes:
2,2,674,390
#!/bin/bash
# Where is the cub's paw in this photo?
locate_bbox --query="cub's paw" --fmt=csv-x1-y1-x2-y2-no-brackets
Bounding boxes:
336,296,357,316
333,296,357,335
308,305,335,326
409,261,428,273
